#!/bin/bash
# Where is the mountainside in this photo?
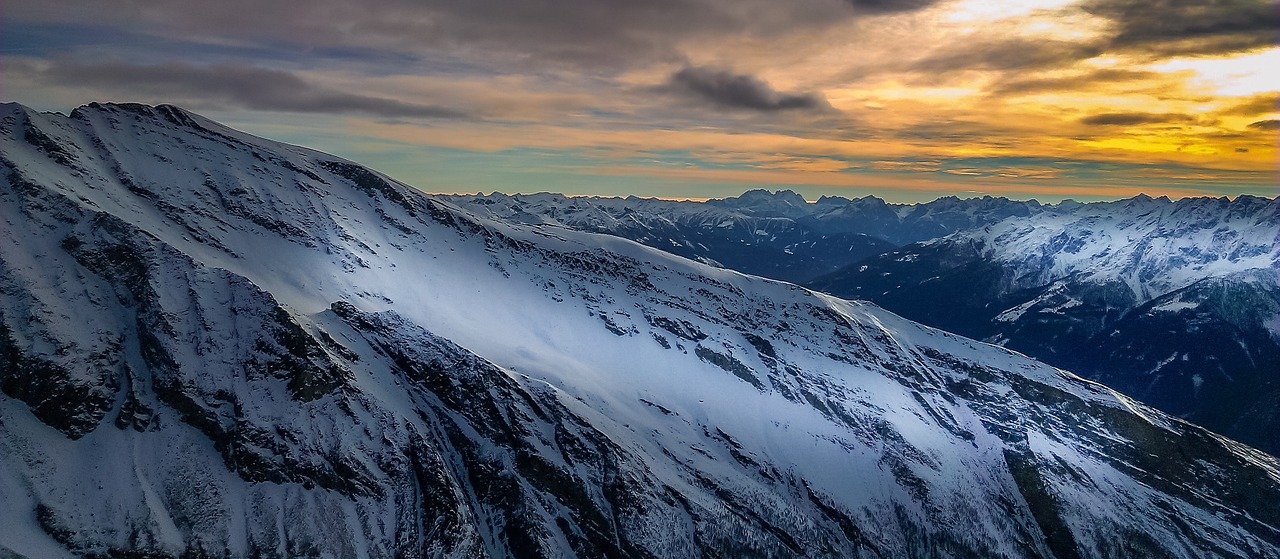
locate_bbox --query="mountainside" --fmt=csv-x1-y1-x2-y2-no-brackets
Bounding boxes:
809,196,1280,455
2,103,1279,558
449,188,1280,457
445,190,1040,283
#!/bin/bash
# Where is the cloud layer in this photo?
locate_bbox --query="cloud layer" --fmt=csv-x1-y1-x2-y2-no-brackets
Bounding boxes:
4,0,1275,201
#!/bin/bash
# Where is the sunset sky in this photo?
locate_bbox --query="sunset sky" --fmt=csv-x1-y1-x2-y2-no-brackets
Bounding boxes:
3,0,1277,202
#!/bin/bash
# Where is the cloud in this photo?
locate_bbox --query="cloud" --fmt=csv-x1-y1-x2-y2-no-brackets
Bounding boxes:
1080,0,1280,57
989,69,1158,97
9,0,945,72
845,0,942,14
668,66,830,112
1080,112,1198,126
912,38,1104,73
909,1,1277,78
1220,94,1280,116
1247,119,1280,130
34,59,467,119
871,160,942,172
943,166,1062,179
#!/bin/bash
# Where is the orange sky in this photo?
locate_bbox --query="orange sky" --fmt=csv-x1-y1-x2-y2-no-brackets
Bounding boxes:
4,0,1277,201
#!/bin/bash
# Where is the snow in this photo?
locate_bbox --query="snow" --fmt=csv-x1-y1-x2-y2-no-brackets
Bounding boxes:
1146,353,1180,375
1266,313,1280,343
994,283,1084,323
953,196,1280,305
1151,300,1200,313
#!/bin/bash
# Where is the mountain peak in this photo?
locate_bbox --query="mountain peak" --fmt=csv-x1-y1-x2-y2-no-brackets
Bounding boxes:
735,188,807,203
713,189,810,216
0,101,30,115
3,104,1279,559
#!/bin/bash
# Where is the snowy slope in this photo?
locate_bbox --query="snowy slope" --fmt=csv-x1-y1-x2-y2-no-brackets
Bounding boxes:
1,103,1279,558
810,195,1280,454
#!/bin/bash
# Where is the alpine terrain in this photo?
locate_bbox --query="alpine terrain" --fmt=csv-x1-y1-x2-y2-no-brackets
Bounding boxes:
808,197,1280,455
450,191,1280,457
1,102,1278,558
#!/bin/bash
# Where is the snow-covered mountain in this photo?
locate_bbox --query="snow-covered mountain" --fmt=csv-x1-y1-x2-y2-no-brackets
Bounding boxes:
798,193,1046,246
809,196,1280,454
448,186,1280,457
444,190,1040,283
2,102,1279,558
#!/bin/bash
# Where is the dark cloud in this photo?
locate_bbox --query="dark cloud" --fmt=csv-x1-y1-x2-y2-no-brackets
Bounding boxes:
1247,119,1280,130
1080,112,1198,126
1080,0,1280,57
37,60,466,119
845,0,942,14
989,69,1157,97
668,66,830,112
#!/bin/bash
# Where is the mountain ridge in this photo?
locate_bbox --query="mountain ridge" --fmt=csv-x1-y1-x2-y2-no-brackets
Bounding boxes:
1,102,1278,558
444,189,1050,284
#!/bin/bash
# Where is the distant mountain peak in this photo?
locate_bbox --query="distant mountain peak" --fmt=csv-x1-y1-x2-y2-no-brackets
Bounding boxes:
713,188,810,216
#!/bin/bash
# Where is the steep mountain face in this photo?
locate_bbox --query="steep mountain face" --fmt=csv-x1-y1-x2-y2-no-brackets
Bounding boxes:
809,196,1280,454
2,103,1279,559
445,190,1040,284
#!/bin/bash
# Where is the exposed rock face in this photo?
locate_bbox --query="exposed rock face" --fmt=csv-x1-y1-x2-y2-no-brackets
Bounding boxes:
1,102,1278,558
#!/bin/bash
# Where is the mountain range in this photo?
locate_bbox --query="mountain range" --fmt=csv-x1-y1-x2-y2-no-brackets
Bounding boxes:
448,190,1042,284
808,195,1280,455
1,102,1278,558
448,191,1280,455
